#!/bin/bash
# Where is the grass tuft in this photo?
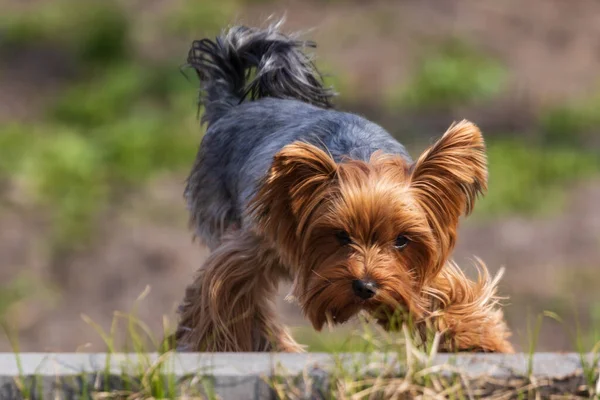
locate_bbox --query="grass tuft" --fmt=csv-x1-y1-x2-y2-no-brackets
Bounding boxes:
0,0,130,66
475,139,600,217
539,90,600,149
3,298,600,399
388,39,507,110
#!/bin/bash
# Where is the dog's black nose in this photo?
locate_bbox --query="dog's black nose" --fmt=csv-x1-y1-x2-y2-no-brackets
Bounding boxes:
352,279,377,300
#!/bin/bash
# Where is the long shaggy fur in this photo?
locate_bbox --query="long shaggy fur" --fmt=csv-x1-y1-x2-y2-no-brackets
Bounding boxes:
184,20,336,249
175,21,514,354
186,19,334,126
175,230,302,352
424,261,513,352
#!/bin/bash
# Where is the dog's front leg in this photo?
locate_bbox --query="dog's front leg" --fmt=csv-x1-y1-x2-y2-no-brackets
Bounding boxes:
175,230,304,352
423,263,515,353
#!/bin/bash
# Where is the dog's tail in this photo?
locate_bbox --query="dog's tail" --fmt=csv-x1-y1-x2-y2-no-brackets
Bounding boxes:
186,20,335,126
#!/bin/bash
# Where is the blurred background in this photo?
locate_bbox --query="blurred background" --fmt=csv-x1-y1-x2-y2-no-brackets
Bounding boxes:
0,0,599,353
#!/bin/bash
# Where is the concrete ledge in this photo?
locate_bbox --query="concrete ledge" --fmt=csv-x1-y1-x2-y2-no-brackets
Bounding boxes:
0,353,598,399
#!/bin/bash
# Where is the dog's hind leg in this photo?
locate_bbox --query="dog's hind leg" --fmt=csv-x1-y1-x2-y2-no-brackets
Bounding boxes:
175,229,304,352
185,151,242,251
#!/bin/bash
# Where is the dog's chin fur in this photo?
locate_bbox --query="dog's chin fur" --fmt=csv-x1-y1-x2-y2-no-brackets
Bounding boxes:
173,21,514,354
299,253,423,332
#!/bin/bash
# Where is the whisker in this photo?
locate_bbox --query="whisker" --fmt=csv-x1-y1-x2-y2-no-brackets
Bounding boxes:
301,280,334,306
311,269,332,283
304,283,329,298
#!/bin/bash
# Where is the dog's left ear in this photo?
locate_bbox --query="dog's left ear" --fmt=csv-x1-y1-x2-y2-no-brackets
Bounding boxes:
410,120,487,264
249,141,338,250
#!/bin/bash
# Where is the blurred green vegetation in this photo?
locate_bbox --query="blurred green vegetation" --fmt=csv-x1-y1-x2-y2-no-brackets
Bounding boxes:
558,268,600,350
587,303,600,350
0,0,129,66
0,276,33,320
291,326,371,353
0,274,56,324
475,140,600,217
166,0,238,38
388,40,507,110
385,40,600,217
539,91,600,148
0,0,202,252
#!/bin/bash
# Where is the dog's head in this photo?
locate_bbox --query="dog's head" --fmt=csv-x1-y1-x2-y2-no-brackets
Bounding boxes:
250,120,487,330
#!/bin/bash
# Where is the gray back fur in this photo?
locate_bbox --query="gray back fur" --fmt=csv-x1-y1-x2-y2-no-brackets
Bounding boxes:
184,23,412,249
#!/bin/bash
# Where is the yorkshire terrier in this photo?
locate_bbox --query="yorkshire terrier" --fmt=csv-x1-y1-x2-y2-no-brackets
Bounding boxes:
174,21,514,353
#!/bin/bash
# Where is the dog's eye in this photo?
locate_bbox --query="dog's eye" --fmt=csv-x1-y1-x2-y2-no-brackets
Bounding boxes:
335,230,352,246
394,235,410,250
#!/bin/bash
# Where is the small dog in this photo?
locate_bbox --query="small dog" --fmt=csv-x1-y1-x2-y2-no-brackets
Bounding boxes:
174,21,513,353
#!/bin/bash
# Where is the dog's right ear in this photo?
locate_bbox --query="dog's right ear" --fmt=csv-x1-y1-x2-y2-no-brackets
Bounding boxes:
249,142,338,247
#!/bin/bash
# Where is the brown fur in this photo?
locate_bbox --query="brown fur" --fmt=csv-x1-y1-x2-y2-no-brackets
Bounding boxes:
425,260,513,353
175,231,303,352
175,120,514,353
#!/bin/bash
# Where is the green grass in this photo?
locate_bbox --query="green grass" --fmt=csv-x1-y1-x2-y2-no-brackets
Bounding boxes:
2,286,599,397
0,273,56,324
539,89,600,148
3,303,598,399
50,63,154,127
165,0,238,39
2,99,200,251
387,39,507,110
0,21,200,251
0,0,214,255
270,310,600,398
474,139,600,217
0,276,36,320
0,0,129,66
